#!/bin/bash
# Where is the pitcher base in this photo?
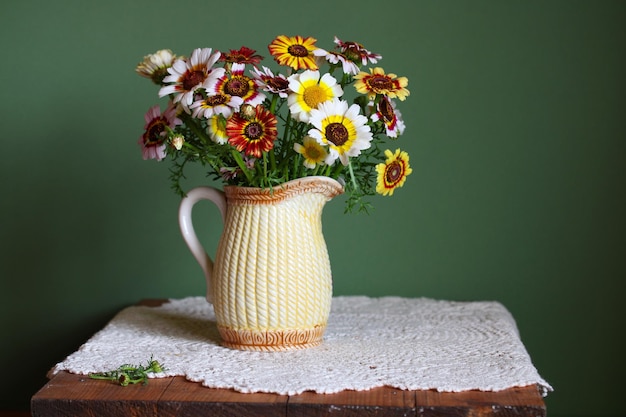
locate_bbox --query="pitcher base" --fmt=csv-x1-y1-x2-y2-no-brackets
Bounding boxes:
217,324,326,351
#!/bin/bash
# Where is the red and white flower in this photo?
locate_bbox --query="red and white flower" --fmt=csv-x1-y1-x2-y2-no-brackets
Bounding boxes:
251,66,290,98
333,36,381,66
138,103,181,161
159,48,224,112
211,63,265,109
370,96,406,138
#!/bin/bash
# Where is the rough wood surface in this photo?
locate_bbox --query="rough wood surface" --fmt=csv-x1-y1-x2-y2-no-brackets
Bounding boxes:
159,377,288,417
289,386,415,417
32,371,545,417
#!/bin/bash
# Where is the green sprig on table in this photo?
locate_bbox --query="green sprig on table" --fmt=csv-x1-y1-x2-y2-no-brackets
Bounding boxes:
89,356,165,386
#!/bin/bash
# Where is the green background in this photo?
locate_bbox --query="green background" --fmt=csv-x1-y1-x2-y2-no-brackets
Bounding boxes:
1,1,623,415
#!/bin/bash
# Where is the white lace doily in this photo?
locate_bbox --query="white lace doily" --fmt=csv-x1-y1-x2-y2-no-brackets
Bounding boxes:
51,296,552,396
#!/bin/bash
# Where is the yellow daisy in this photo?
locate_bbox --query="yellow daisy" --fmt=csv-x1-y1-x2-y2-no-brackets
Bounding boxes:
375,149,412,196
207,115,229,145
268,35,319,71
354,67,409,101
294,135,328,169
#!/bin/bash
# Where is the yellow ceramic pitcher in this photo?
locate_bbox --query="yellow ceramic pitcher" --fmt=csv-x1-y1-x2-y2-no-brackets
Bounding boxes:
178,176,343,351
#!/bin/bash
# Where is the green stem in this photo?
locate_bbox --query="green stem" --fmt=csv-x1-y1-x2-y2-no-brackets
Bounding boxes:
282,112,292,144
269,94,279,114
262,152,269,185
89,374,117,381
231,150,254,184
269,149,277,173
292,153,299,179
348,159,357,190
331,162,344,178
181,141,202,154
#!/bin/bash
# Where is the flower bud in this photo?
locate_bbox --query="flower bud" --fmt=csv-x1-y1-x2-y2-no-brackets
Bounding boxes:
135,49,177,85
239,104,256,120
118,373,130,386
171,134,185,150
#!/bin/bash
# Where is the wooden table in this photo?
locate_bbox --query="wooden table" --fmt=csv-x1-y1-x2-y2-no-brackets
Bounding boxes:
32,372,545,417
31,300,547,416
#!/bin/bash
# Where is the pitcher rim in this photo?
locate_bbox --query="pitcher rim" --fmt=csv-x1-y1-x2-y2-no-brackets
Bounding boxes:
224,176,344,205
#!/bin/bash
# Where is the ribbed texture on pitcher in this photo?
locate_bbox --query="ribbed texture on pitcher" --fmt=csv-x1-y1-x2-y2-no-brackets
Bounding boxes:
212,177,343,351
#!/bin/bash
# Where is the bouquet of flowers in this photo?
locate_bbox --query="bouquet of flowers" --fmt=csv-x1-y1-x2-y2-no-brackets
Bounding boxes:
136,35,412,212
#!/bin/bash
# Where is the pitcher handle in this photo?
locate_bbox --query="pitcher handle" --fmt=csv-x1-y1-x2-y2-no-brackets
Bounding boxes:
178,186,227,304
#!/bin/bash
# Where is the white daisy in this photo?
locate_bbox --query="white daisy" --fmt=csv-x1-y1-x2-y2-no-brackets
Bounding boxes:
308,98,373,166
287,70,343,123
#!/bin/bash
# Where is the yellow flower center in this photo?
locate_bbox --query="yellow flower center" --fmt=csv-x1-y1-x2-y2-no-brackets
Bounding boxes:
303,84,327,109
305,145,322,159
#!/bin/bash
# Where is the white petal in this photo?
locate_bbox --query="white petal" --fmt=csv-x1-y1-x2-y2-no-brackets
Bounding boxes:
319,73,338,87
298,70,320,84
